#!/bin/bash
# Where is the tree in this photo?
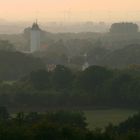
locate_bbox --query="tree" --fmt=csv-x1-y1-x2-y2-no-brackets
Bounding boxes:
87,46,109,65
51,65,74,89
77,66,113,93
0,106,9,121
46,111,87,129
0,50,45,80
0,40,15,51
29,70,50,90
25,112,41,123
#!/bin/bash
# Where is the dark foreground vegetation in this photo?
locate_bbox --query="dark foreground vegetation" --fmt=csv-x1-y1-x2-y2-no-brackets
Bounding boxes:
0,107,140,140
0,64,140,110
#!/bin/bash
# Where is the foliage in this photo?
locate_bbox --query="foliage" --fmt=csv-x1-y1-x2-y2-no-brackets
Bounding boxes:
0,107,140,140
0,64,140,109
0,50,45,80
0,109,106,140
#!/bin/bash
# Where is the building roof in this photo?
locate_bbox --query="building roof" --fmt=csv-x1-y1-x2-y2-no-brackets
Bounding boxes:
31,22,40,30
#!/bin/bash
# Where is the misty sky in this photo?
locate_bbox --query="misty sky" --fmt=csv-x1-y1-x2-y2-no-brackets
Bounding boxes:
1,0,140,22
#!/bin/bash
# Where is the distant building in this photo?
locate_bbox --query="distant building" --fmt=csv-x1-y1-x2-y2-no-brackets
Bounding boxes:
47,64,56,72
30,21,41,53
82,62,89,71
82,53,89,70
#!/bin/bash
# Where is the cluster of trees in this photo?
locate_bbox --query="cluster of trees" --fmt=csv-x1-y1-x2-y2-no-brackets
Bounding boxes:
0,106,140,140
0,40,15,51
0,50,45,80
105,112,140,140
100,44,140,68
0,65,140,110
1,27,140,71
1,40,140,109
0,107,110,140
87,44,140,68
37,42,140,69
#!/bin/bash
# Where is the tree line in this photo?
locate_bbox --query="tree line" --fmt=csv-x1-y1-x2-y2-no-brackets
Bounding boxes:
0,65,140,110
0,106,140,140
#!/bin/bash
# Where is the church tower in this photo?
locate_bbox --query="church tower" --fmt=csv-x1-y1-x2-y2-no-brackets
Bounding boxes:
30,21,41,53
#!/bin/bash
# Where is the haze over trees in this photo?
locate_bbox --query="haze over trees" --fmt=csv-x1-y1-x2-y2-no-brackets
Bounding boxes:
0,21,140,139
0,40,45,80
0,64,139,110
110,22,139,34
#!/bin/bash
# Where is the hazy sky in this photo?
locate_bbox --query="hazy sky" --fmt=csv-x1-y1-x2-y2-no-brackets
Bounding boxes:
0,0,140,22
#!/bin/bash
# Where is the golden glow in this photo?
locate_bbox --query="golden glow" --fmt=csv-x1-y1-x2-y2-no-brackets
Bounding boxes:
0,0,140,22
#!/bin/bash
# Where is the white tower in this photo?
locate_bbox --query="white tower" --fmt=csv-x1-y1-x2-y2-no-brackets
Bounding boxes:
30,21,41,53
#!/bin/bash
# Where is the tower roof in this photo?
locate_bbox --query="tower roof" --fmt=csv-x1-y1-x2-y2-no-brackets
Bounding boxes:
31,21,40,30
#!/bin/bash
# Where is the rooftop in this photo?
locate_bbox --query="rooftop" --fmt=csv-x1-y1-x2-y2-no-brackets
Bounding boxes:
31,22,40,30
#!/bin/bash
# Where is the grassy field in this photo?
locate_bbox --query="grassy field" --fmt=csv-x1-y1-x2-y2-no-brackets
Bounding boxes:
85,109,137,130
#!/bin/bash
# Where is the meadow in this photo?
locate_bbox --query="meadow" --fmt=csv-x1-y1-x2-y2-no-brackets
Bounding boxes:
85,109,137,130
